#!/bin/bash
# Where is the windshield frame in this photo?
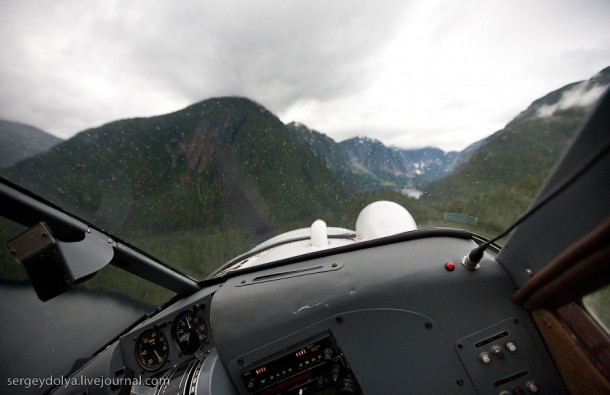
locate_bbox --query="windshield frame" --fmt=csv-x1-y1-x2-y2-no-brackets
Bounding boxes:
0,177,200,297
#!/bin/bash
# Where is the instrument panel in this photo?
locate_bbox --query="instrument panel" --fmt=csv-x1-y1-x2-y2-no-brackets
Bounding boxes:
132,307,208,372
172,309,208,355
135,327,169,371
106,234,567,394
118,291,216,378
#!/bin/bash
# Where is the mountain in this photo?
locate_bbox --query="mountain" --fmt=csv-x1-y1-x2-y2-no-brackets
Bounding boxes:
285,122,386,190
512,65,610,122
340,136,458,187
285,122,351,169
0,120,62,167
0,96,461,279
2,67,608,277
423,66,610,233
2,97,351,244
286,122,458,190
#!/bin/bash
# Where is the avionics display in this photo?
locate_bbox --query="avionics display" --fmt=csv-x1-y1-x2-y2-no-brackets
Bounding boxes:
240,332,362,394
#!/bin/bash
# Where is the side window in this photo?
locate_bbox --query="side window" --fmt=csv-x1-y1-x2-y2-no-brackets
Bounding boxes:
582,284,610,334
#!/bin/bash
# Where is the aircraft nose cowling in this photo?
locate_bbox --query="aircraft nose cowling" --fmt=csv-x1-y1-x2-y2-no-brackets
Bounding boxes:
355,201,417,241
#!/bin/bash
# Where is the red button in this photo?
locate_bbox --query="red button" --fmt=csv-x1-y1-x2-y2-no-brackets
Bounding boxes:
445,262,455,271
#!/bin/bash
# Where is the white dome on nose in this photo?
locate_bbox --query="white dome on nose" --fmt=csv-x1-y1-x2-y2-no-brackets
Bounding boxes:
355,201,417,240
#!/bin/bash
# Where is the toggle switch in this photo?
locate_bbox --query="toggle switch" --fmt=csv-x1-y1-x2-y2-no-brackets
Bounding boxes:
491,345,505,359
479,351,491,364
525,380,539,393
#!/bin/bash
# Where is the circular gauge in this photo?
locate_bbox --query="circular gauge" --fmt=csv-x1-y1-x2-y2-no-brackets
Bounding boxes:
135,327,169,371
172,310,208,355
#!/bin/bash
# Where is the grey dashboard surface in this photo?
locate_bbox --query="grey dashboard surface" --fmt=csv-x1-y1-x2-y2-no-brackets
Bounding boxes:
51,234,566,394
210,235,565,393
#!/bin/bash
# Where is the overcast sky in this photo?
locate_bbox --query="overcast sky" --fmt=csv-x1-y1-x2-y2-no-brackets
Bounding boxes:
1,0,609,151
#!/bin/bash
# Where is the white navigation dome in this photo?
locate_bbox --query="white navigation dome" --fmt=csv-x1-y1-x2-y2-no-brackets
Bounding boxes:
355,201,417,240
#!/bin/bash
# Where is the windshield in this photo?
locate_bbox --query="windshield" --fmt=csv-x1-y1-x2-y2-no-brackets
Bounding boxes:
2,4,609,393
1,2,609,285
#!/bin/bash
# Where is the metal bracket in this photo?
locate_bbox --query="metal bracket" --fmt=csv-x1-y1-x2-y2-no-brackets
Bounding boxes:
6,222,56,262
5,222,114,301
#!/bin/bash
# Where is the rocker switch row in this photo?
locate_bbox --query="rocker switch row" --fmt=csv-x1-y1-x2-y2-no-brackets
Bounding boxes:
479,342,517,363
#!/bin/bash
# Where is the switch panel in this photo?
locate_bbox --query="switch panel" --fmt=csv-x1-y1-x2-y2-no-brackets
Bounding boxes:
456,317,563,393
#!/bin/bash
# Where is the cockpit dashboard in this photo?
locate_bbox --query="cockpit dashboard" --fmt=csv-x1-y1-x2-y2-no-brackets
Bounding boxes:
57,231,565,394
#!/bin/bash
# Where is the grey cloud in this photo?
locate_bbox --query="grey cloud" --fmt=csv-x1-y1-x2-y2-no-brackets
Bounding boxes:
537,81,609,117
1,0,609,150
0,0,410,135
98,0,411,111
